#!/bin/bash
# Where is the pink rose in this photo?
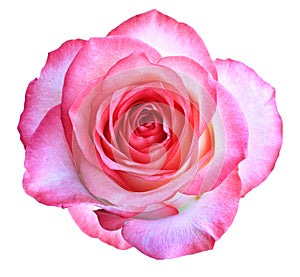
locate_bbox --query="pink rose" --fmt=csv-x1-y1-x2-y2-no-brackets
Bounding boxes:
18,10,282,259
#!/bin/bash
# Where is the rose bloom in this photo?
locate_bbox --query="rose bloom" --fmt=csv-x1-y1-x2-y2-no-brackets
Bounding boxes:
18,10,282,259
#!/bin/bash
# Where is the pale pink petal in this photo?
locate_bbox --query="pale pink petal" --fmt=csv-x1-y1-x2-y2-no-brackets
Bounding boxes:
69,204,132,250
109,9,217,79
61,36,161,145
215,59,283,196
158,56,217,133
121,169,241,259
74,148,199,213
69,78,103,168
18,39,86,147
135,204,178,220
23,105,96,207
184,82,248,195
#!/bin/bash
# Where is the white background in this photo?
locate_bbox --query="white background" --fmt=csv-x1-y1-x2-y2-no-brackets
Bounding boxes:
1,0,299,276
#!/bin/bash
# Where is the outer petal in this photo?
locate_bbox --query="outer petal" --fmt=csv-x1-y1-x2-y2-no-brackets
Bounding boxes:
23,105,96,207
69,204,132,250
215,59,283,196
121,169,241,259
108,9,217,79
18,39,86,147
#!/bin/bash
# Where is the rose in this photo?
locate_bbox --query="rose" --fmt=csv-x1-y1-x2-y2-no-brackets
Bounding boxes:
18,10,282,259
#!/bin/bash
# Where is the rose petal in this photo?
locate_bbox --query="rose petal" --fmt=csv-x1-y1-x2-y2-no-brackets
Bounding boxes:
95,204,178,231
184,82,249,195
61,36,162,145
109,9,217,79
95,210,129,231
18,39,85,147
23,105,96,207
159,56,217,133
215,59,283,196
121,169,241,259
69,204,131,250
99,53,188,102
74,142,199,213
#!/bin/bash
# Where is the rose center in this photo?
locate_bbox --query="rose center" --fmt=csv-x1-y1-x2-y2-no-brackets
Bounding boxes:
138,112,155,130
135,109,164,137
125,106,168,159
